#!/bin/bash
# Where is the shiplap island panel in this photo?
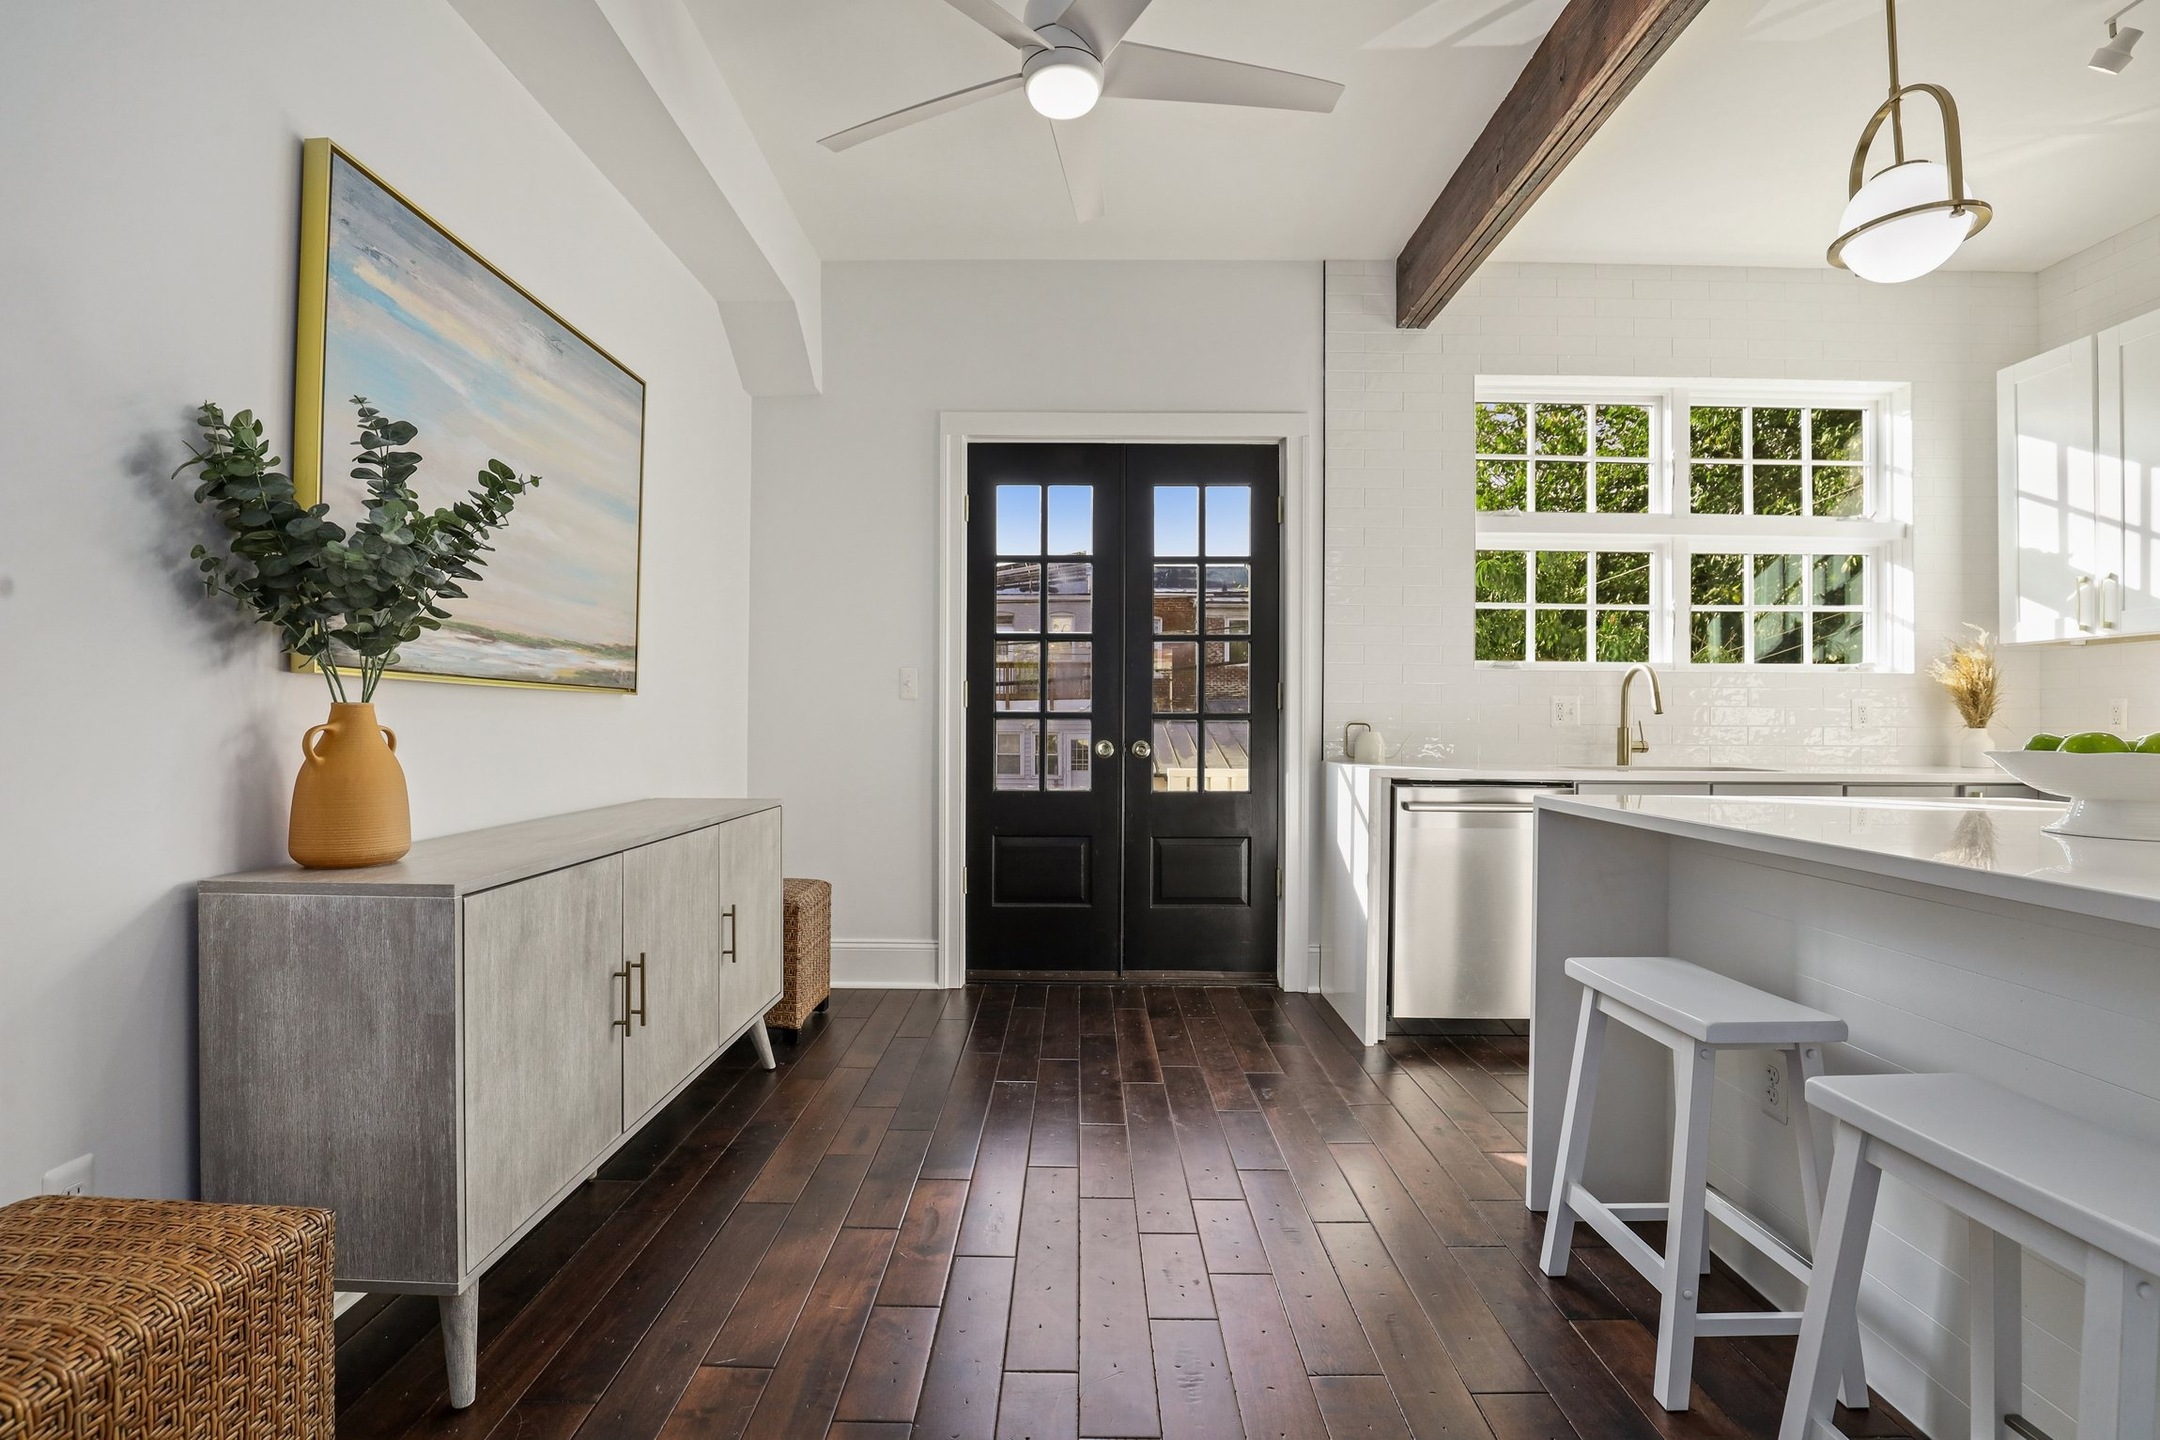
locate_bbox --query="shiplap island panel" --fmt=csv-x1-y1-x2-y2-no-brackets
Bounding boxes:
197,798,783,1408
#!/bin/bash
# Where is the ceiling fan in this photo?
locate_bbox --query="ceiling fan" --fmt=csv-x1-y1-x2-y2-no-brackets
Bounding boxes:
818,0,1346,222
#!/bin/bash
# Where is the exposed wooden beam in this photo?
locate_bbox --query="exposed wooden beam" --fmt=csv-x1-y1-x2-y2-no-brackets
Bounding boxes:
1393,0,1712,328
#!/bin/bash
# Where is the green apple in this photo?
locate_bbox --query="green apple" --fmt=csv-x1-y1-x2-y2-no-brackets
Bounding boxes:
2025,733,2065,751
2062,731,2131,754
2135,734,2160,754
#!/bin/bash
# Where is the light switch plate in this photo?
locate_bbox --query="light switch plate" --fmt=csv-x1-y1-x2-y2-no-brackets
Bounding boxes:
898,667,920,701
1550,696,1581,727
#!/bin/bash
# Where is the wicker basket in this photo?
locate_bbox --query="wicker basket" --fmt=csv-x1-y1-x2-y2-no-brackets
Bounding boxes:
766,876,832,1033
0,1195,333,1440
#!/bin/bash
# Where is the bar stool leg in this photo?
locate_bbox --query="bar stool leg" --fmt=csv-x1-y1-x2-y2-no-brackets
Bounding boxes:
1967,1222,2021,1440
2075,1251,2160,1440
1653,1041,1716,1410
1780,1123,1882,1440
1790,1044,1868,1411
1539,987,1608,1278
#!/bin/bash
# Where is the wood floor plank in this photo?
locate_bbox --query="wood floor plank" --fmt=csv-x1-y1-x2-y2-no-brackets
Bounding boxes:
830,1104,896,1159
1311,1373,1416,1440
1278,994,1389,1103
1079,1032,1125,1125
1238,1169,1381,1376
1328,1145,1535,1394
1250,1074,1367,1224
995,1371,1078,1440
968,985,1017,1053
858,1034,930,1110
1162,1065,1243,1201
914,1255,1015,1440
1210,988,1282,1074
1316,1221,1497,1440
838,990,914,1069
739,1226,896,1440
1144,987,1200,1068
877,1176,970,1308
829,1423,914,1440
1079,1122,1134,1199
922,1049,1002,1181
1116,1004,1163,1084
1005,1167,1080,1371
704,1150,875,1368
1079,1196,1160,1438
1152,1319,1243,1440
1140,1233,1216,1319
655,1364,766,1440
997,1003,1045,1083
1030,1059,1080,1168
845,1126,934,1230
897,989,946,1039
1079,984,1115,1036
1213,1273,1331,1440
958,1081,1038,1256
1570,1318,1758,1440
1126,1081,1198,1234
1193,1199,1270,1274
1475,1392,1584,1440
1038,985,1080,1061
1451,1245,1664,1440
1011,982,1047,1009
835,1306,938,1423
1274,1039,1372,1143
1472,1203,1627,1324
1220,1109,1289,1171
894,1020,972,1132
1180,1002,1261,1112
1352,1094,1503,1242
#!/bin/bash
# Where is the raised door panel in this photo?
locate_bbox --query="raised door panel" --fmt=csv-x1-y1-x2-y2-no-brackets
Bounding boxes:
717,809,784,1037
2102,309,2160,635
463,854,624,1268
2000,337,2104,642
622,826,724,1126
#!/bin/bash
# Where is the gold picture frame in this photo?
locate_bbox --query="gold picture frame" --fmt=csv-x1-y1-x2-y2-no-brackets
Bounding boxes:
293,138,647,693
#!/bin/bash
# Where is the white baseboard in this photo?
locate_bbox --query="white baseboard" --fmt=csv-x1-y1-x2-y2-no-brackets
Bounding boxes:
832,938,942,988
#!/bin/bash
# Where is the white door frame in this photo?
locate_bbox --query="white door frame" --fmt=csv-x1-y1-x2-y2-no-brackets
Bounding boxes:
937,411,1321,992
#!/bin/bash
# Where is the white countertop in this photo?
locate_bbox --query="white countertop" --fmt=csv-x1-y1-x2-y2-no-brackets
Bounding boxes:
1329,760,2013,786
1540,792,2160,930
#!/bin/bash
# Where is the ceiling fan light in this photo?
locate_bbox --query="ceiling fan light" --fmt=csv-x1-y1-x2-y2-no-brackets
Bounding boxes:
1831,159,1983,284
1023,46,1103,119
2091,25,2141,71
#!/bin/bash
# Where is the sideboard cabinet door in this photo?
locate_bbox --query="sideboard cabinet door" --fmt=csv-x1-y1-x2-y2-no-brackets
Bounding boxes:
717,810,784,1035
622,826,724,1126
463,854,625,1266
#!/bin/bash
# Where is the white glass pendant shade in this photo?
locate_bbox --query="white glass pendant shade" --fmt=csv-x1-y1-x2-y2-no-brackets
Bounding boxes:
1024,48,1103,119
1833,160,1976,283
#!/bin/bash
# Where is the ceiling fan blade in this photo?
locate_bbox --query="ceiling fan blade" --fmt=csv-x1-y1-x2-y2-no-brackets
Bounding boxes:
1102,43,1343,112
1051,0,1153,55
941,0,1046,51
819,74,1025,151
1050,115,1103,222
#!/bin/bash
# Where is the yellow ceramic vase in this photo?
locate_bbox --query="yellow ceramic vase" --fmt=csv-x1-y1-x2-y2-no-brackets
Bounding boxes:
288,702,412,868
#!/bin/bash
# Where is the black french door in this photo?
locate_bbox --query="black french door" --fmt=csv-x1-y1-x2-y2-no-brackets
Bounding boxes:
965,443,1281,973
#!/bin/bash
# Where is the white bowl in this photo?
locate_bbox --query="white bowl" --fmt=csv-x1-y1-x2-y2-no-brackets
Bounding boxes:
1987,749,2160,840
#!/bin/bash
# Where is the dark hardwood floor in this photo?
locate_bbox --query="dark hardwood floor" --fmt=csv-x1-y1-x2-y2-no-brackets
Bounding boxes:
334,983,1918,1439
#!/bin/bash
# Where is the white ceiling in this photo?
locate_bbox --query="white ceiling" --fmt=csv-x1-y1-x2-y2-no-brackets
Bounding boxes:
1495,0,2160,273
685,0,1562,260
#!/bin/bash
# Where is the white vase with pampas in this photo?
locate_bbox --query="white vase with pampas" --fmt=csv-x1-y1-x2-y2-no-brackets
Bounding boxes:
1927,627,2000,767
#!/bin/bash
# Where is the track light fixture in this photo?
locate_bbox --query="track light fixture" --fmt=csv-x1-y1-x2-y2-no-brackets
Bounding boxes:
2092,1,2146,73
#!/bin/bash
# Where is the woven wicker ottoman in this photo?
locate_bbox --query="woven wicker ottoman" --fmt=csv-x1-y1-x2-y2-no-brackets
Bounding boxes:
0,1195,333,1440
766,876,832,1036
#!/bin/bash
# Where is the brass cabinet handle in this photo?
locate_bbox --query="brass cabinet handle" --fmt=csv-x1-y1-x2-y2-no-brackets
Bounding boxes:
631,952,648,1029
723,905,738,963
611,964,631,1036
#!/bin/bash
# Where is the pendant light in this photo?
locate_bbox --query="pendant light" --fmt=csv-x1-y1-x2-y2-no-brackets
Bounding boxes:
1827,0,1992,284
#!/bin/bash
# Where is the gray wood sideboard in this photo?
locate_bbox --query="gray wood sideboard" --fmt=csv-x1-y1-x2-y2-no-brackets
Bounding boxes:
197,798,784,1408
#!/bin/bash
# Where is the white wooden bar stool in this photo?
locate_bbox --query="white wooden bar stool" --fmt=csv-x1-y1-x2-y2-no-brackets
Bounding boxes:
1540,955,1865,1411
1781,1073,2160,1440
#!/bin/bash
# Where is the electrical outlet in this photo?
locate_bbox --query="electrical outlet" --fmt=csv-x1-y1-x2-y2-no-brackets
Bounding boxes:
2110,697,2131,731
42,1153,94,1197
1550,696,1582,727
1759,1059,1790,1126
1852,696,1878,728
898,667,919,701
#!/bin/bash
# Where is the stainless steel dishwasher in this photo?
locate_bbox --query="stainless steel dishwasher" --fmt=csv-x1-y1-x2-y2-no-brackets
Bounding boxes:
1390,783,1569,1020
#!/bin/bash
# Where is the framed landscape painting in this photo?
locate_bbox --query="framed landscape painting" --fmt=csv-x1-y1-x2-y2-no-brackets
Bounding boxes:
293,138,644,692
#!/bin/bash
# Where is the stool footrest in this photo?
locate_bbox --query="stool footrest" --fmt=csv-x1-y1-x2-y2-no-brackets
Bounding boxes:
1704,1189,1815,1287
1604,1202,1667,1222
1695,1310,1805,1337
1568,1184,1670,1286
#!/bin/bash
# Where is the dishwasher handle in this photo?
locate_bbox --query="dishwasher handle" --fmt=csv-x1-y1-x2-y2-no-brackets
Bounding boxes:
1399,801,1539,812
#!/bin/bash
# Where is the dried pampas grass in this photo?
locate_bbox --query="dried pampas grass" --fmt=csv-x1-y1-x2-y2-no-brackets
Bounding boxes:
1927,626,2000,729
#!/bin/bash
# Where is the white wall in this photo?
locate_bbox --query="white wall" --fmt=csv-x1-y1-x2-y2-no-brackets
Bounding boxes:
0,0,752,1204
1325,259,2038,767
749,261,1322,983
1997,214,2160,741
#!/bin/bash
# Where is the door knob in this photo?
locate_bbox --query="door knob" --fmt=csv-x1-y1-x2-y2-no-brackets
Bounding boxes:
1131,739,1153,758
1093,739,1116,758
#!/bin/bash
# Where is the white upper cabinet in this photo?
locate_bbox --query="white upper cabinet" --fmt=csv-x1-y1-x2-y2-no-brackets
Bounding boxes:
2101,309,2160,636
1999,336,2104,642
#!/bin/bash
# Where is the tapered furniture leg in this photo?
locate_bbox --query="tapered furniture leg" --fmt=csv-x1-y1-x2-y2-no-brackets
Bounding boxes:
1540,988,1607,1277
1653,1042,1715,1410
440,1283,479,1408
1967,1222,2021,1440
1780,1124,1881,1440
2076,1252,2160,1440
1792,1043,1868,1411
749,1019,776,1070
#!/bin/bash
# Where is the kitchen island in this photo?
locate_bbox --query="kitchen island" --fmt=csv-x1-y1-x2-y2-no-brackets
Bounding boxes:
1532,792,2160,1440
